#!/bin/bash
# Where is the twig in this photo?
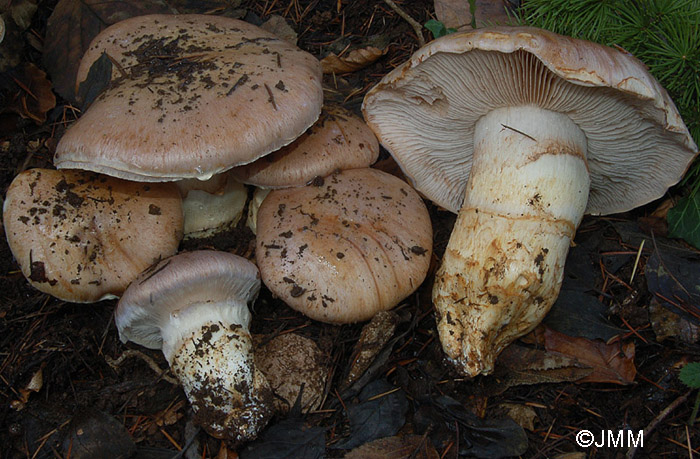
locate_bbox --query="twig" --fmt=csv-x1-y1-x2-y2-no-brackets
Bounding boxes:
383,0,425,47
626,390,692,459
106,349,179,385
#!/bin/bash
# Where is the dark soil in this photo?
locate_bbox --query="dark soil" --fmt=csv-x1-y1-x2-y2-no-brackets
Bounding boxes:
1,1,699,458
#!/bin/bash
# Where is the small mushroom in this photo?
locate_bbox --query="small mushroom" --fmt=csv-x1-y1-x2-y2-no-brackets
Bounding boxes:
235,104,379,235
363,27,699,376
255,333,327,414
54,14,324,182
256,168,432,323
3,168,183,302
231,104,379,188
114,250,273,444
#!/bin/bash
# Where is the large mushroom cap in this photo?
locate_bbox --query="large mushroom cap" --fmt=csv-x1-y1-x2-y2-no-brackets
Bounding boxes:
230,104,379,188
256,168,432,323
55,14,324,182
363,26,698,215
3,168,183,302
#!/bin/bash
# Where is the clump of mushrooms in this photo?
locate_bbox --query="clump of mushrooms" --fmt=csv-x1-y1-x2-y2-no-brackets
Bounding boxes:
53,14,324,238
115,250,273,444
363,27,698,376
231,104,380,234
3,168,183,302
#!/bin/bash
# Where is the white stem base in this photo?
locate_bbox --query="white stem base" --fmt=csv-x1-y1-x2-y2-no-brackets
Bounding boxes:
164,304,273,444
433,106,590,377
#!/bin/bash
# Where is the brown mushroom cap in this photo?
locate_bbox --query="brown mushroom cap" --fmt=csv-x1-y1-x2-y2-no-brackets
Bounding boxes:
256,168,432,323
362,26,698,215
3,168,183,302
230,105,379,188
255,333,327,414
54,14,324,182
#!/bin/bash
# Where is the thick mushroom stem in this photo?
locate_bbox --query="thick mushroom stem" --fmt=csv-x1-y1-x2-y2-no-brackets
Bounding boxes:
160,303,274,444
433,106,590,377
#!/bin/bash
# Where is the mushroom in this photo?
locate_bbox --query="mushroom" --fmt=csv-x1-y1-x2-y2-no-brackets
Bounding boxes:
54,14,324,182
362,27,698,376
114,250,273,444
232,104,380,234
3,168,183,302
256,168,432,323
255,333,327,414
231,104,379,188
176,172,248,239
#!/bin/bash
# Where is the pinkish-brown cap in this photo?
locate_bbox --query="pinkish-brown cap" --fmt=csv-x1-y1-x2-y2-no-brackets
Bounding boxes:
363,26,698,215
3,168,183,302
256,168,432,323
54,14,324,182
230,105,379,188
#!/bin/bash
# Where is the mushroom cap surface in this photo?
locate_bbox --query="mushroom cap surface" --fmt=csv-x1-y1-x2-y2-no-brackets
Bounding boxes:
362,26,698,215
3,168,183,302
115,250,260,354
55,14,324,182
255,333,327,413
256,168,432,323
231,105,379,187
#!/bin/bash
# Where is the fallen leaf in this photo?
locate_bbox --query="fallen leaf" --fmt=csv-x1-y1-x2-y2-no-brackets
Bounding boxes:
42,0,175,103
489,343,592,394
649,297,699,343
260,14,297,45
321,46,385,74
6,63,56,123
8,0,38,30
668,192,700,249
498,403,538,432
332,379,408,450
345,435,439,459
62,407,137,458
154,400,185,426
645,245,700,324
239,417,325,459
341,310,399,390
545,288,623,342
414,395,528,458
543,327,636,385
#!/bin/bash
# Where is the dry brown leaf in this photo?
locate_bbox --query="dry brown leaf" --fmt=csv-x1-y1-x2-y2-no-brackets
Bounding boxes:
260,14,297,45
154,400,185,426
42,0,175,102
341,310,399,390
321,46,385,74
498,403,538,431
345,434,439,459
489,343,592,394
434,0,513,29
7,63,56,123
543,327,637,385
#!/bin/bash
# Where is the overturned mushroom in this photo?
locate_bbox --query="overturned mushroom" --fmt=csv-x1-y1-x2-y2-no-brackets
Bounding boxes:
363,27,698,376
3,168,183,302
54,14,323,182
114,250,273,444
256,168,432,323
